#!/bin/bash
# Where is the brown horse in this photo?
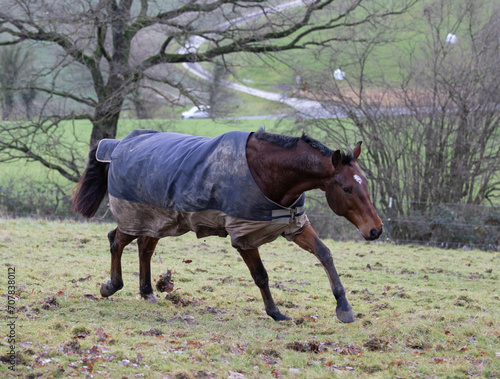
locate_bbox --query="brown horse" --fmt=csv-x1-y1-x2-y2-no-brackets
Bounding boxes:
72,129,382,323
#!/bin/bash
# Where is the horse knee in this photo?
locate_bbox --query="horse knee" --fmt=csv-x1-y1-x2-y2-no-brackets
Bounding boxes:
252,270,269,289
315,241,333,264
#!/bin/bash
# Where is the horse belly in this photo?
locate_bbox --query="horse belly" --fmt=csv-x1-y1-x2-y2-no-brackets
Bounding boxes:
109,195,227,238
109,196,310,250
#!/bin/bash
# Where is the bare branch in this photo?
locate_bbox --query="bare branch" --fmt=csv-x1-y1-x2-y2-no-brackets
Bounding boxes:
0,0,418,187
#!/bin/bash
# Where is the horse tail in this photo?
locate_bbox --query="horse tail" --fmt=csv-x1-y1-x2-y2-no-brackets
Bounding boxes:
71,143,109,218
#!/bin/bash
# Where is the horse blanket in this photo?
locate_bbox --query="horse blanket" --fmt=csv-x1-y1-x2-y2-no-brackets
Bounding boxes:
96,130,309,250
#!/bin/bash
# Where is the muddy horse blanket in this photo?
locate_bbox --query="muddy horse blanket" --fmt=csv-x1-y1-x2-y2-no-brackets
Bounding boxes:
96,130,309,250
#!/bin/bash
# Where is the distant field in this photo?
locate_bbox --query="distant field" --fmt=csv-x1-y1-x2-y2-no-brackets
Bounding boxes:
0,218,498,377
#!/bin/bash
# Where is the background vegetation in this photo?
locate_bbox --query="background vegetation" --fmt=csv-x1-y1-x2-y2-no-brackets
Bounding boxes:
1,0,499,249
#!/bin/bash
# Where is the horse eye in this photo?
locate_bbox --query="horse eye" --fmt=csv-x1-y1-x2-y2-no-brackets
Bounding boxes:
343,187,351,194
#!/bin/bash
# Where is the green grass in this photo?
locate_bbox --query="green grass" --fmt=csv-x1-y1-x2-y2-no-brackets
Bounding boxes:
1,218,499,377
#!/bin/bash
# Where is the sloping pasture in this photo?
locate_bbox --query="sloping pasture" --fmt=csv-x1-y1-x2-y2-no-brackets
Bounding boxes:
1,218,498,377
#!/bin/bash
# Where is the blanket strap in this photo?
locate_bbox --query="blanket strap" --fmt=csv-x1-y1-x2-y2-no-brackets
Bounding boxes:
271,206,306,224
92,203,110,221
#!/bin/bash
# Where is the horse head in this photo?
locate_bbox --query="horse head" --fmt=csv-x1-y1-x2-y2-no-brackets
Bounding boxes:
325,142,383,241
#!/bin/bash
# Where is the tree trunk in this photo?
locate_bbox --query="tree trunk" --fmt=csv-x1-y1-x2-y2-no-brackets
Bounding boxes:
90,73,127,146
2,102,13,120
2,92,14,120
90,104,122,147
132,89,149,119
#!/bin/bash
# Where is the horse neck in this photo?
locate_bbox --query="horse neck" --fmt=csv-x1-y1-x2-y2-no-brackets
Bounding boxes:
247,138,334,206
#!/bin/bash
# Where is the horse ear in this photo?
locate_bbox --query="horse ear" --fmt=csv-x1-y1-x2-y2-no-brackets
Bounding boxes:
332,150,342,169
353,141,362,161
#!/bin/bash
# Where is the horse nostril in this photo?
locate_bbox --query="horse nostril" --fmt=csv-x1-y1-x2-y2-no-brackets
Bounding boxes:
370,227,381,240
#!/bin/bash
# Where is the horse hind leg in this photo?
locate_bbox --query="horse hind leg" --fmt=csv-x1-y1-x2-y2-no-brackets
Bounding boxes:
137,235,160,304
100,228,137,298
238,247,291,321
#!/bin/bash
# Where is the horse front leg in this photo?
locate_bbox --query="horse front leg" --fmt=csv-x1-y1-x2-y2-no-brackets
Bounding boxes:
137,235,159,304
238,247,291,321
293,225,355,323
100,228,137,298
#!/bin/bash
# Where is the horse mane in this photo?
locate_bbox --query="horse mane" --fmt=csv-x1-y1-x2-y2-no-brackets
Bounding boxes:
253,129,334,158
341,149,354,165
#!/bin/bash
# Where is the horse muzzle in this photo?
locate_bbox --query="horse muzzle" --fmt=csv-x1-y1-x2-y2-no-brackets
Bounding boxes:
364,226,383,241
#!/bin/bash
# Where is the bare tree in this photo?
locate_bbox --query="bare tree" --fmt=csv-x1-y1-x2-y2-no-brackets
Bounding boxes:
0,46,31,120
131,88,149,119
208,60,228,119
20,80,37,120
299,0,499,243
0,0,416,182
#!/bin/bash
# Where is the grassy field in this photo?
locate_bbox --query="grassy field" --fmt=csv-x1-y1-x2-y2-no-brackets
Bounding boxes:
1,218,498,378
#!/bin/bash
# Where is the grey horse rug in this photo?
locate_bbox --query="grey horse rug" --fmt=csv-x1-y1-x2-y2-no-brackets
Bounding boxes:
96,129,309,250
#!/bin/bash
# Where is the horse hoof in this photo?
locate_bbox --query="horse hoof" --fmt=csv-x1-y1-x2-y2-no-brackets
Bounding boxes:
100,282,112,297
100,281,121,297
142,293,158,304
270,311,291,321
336,307,355,323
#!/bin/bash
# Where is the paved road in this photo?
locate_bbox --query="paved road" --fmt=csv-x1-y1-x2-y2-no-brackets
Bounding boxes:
177,1,346,119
